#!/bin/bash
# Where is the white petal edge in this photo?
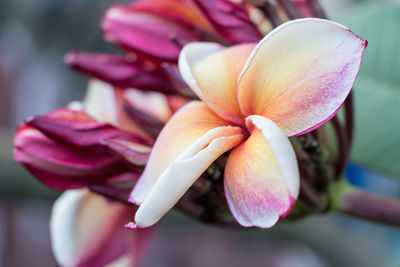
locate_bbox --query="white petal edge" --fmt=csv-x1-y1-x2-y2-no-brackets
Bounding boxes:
246,115,300,200
50,189,129,267
50,189,87,266
178,42,224,99
133,126,244,228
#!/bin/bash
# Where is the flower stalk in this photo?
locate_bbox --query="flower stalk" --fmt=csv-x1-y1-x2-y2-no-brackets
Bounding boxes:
331,180,400,227
279,0,302,19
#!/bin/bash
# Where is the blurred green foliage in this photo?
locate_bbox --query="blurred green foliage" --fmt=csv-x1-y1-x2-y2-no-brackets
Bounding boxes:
336,3,400,178
0,130,59,201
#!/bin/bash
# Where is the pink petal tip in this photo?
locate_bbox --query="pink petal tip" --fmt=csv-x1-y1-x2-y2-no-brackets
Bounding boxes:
125,222,138,229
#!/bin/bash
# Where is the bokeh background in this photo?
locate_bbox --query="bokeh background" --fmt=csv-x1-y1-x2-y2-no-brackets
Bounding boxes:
1,0,399,266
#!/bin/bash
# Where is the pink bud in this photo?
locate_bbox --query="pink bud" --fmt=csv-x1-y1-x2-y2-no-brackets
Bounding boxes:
102,5,202,62
27,108,152,148
65,52,180,94
14,125,134,189
15,108,154,189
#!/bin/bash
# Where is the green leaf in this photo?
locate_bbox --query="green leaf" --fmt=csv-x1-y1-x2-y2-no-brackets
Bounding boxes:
351,75,400,178
334,3,400,178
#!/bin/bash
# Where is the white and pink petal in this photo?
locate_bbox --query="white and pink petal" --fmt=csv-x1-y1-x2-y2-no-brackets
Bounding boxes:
238,18,367,136
224,115,299,228
50,189,152,267
133,125,244,228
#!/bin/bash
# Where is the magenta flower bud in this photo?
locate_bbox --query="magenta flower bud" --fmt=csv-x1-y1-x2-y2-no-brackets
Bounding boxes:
102,4,203,62
14,109,154,189
14,125,134,189
65,52,180,94
27,108,152,148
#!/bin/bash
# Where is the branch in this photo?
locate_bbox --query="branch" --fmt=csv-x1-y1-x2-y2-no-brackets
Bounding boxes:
332,181,400,227
331,116,348,178
344,92,354,146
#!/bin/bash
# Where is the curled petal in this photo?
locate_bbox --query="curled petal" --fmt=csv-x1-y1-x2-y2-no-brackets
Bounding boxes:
65,52,179,94
238,18,367,136
13,125,131,189
51,190,152,267
103,5,202,62
102,138,152,167
134,125,244,228
224,115,299,228
193,0,263,43
179,42,255,124
129,101,236,205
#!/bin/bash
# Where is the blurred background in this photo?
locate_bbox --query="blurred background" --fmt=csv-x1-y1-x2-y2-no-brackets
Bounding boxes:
0,0,399,266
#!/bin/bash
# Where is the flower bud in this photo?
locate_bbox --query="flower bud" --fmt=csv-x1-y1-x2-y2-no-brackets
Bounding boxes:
65,52,179,94
103,5,202,62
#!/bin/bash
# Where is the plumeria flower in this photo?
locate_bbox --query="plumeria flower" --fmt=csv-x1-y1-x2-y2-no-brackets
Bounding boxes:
51,189,152,267
129,18,367,228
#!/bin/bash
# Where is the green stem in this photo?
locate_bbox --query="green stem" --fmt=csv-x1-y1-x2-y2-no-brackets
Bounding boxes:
331,180,400,227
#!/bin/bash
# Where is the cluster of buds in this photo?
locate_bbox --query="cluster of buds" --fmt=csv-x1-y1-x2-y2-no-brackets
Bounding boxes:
13,0,368,265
